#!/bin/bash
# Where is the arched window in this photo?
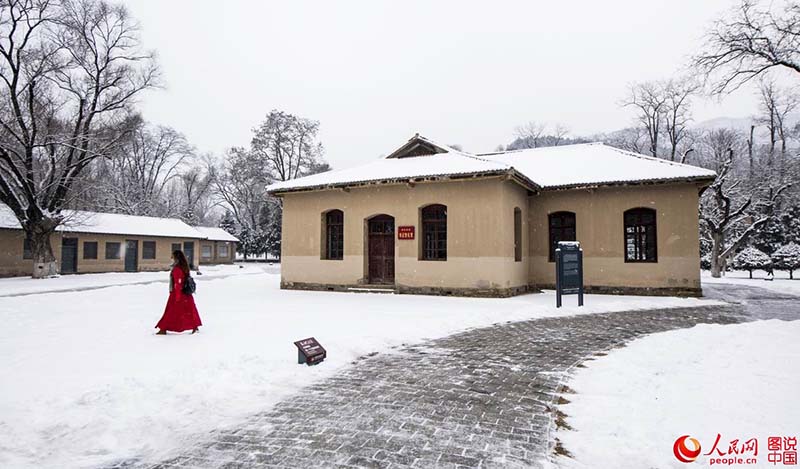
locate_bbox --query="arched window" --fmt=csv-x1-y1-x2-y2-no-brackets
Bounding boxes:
514,207,522,262
421,204,447,261
325,210,344,260
548,211,576,262
624,208,657,262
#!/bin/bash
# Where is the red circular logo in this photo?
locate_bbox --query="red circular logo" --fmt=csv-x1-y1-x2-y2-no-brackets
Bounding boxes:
674,435,702,463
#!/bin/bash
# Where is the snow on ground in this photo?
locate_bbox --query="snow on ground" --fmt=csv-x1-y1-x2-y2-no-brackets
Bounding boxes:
0,269,720,469
0,263,272,297
703,270,800,296
553,320,800,469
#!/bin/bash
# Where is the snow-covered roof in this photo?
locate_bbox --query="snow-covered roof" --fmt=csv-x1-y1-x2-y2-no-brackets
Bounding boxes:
480,143,717,189
193,226,239,242
0,204,204,239
267,135,716,194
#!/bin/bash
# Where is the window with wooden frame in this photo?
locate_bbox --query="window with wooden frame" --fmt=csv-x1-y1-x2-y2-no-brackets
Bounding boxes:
105,242,121,260
83,241,98,260
218,243,229,258
201,244,213,259
514,207,522,262
23,235,33,260
624,208,658,262
142,241,156,260
548,211,576,262
171,243,181,254
325,210,344,260
421,204,447,261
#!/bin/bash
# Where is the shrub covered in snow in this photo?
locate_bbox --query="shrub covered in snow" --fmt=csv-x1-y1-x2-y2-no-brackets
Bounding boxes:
733,247,772,279
700,253,711,270
771,243,800,280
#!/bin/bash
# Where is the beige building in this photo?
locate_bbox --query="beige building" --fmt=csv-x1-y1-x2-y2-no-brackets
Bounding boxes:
0,206,238,277
268,135,716,297
194,227,239,265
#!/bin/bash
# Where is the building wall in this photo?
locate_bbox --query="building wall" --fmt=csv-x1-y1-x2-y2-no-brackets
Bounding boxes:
0,228,36,277
280,177,530,295
528,183,702,295
0,228,202,277
200,240,236,264
279,178,704,297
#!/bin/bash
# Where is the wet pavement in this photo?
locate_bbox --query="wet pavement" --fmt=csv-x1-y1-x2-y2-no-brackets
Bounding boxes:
112,282,798,469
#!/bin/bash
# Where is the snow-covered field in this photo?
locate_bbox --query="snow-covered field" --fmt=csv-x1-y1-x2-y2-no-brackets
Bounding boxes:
553,320,800,469
0,263,271,297
703,270,800,296
0,267,719,469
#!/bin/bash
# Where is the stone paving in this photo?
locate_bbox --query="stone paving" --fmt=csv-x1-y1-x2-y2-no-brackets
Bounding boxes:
108,282,800,469
116,301,752,469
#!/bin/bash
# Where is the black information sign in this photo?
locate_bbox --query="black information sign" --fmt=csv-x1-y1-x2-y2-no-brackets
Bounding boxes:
294,337,327,366
555,241,584,308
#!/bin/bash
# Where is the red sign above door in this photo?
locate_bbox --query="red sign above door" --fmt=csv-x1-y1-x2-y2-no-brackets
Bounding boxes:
398,226,415,240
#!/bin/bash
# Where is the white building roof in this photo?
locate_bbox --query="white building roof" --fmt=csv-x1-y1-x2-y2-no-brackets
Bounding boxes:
267,135,716,194
0,204,204,239
193,226,240,242
480,143,717,189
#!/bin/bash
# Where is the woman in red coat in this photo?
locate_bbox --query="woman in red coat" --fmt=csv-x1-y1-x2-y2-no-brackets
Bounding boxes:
156,250,202,335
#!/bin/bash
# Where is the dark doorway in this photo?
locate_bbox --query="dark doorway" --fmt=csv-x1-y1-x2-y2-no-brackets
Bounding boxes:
125,240,138,272
367,215,395,284
60,238,78,274
183,241,195,269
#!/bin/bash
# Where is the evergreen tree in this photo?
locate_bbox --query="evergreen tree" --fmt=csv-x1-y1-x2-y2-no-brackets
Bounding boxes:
772,242,800,279
733,247,772,279
219,210,237,234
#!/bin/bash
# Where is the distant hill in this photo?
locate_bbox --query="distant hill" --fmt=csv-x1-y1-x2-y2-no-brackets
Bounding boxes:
693,116,757,134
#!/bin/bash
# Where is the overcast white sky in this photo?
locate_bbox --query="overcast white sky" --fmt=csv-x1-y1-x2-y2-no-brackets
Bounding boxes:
123,0,758,169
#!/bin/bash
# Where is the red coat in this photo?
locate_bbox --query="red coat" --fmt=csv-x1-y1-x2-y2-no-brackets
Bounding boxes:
156,266,202,332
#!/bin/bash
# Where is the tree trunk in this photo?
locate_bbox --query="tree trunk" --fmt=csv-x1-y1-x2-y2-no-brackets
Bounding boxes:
748,269,753,279
710,231,723,278
28,224,59,279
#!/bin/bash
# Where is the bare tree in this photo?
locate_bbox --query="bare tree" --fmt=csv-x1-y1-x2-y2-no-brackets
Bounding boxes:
178,165,213,225
251,110,325,182
695,0,800,94
602,127,649,154
514,121,547,149
701,149,792,277
0,0,158,277
552,124,570,146
622,81,667,157
755,77,798,180
746,124,755,179
89,124,192,216
212,147,268,231
699,128,746,173
663,79,699,161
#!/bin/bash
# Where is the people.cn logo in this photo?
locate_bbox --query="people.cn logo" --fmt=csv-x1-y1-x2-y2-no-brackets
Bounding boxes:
674,435,702,463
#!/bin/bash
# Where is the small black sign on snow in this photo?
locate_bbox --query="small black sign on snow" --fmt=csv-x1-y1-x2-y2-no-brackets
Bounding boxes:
555,241,584,308
294,337,327,366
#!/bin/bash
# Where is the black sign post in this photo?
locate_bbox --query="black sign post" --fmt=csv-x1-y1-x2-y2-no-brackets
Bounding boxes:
294,337,327,366
555,241,584,308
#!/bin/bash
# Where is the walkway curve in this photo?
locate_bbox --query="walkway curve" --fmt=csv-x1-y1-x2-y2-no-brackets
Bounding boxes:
114,301,748,469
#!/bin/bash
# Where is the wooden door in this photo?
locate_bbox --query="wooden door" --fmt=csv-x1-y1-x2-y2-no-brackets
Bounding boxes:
368,215,395,284
125,240,138,272
60,238,78,274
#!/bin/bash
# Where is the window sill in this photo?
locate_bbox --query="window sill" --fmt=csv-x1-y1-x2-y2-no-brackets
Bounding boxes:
624,259,658,263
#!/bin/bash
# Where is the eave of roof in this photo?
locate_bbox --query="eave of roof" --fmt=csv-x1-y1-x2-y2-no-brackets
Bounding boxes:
268,169,529,195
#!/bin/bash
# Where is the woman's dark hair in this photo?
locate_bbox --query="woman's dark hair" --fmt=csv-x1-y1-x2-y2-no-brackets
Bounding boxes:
172,250,190,274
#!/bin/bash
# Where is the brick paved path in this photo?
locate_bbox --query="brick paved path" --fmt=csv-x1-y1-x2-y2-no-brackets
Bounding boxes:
123,302,747,469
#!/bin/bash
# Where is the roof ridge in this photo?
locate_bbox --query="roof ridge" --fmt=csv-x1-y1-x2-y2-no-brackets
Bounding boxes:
602,144,714,171
477,142,602,157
